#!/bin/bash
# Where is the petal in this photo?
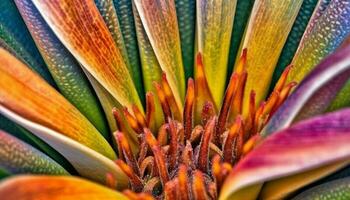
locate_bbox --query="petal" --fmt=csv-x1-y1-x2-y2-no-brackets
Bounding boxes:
292,177,350,200
0,115,75,172
263,45,350,136
0,130,68,175
0,0,54,85
15,0,110,138
237,0,303,112
0,176,128,200
271,0,319,89
134,0,186,109
132,5,164,128
220,109,350,200
288,0,350,83
32,0,143,113
0,106,128,187
227,0,255,76
197,0,237,107
175,0,196,80
95,0,145,102
0,49,116,159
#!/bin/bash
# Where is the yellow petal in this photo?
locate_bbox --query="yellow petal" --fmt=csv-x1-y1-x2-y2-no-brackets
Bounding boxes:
236,0,303,113
134,0,186,110
197,0,237,107
0,175,128,200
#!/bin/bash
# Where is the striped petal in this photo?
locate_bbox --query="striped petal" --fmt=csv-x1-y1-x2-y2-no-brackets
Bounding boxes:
0,0,54,85
0,49,115,159
113,0,144,103
289,0,350,83
292,177,350,200
263,45,350,136
134,0,186,109
175,0,196,80
236,0,303,112
95,0,144,102
15,0,110,138
220,109,350,200
32,0,143,113
0,130,68,175
0,176,128,200
197,0,237,107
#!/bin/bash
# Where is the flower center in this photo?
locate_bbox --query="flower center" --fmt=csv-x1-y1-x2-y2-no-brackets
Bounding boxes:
109,49,296,199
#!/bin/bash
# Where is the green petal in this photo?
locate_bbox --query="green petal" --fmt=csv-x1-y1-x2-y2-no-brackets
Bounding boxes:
227,0,255,78
15,0,110,139
236,0,303,112
0,0,55,85
271,0,319,90
197,0,237,107
0,115,76,173
0,130,68,175
175,0,196,80
292,177,350,200
132,3,164,128
113,0,145,104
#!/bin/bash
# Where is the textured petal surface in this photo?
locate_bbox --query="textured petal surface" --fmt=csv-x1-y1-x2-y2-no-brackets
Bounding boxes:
114,0,144,102
271,0,319,89
15,0,109,138
32,0,143,112
0,0,54,85
133,5,164,127
237,0,303,112
0,106,127,187
175,0,196,80
0,130,68,175
289,0,350,83
0,49,116,159
292,177,350,200
0,176,128,200
134,0,185,109
220,109,350,200
264,45,350,136
197,0,237,107
95,0,144,102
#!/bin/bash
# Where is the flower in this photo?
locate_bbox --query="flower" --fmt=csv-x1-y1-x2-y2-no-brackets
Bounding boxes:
0,0,350,199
